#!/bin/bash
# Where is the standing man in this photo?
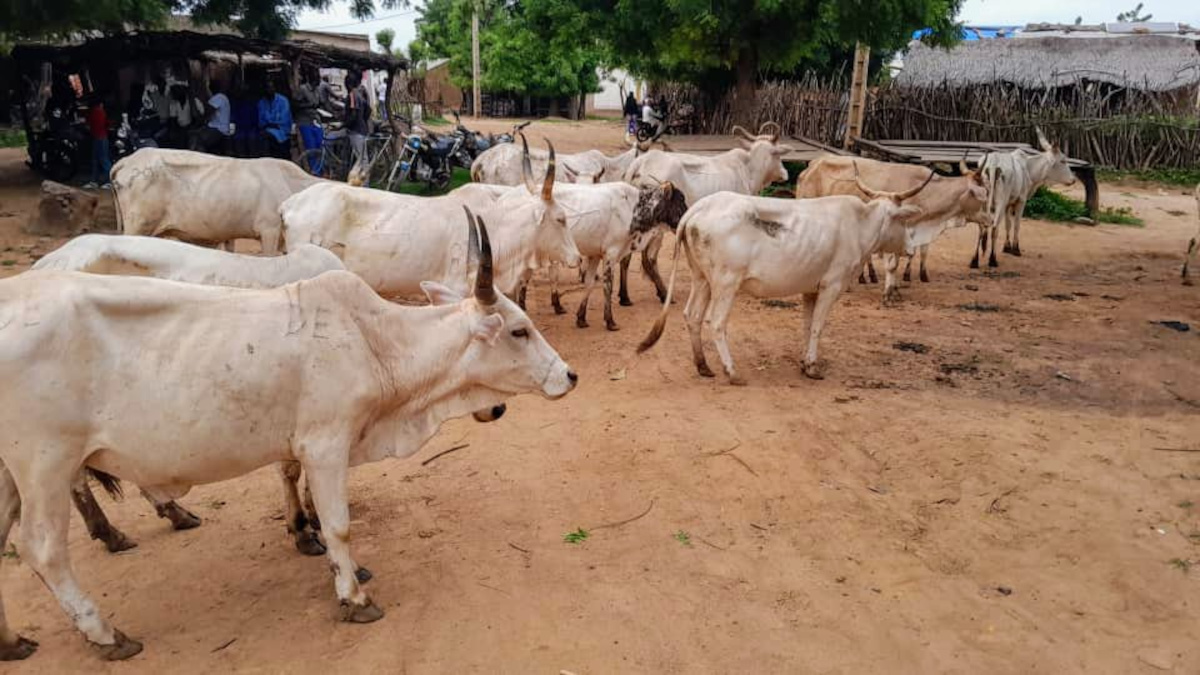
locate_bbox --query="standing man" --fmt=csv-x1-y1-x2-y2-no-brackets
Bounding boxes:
318,73,342,114
83,93,112,189
623,91,639,137
197,80,232,155
294,69,323,173
258,79,293,160
344,71,370,163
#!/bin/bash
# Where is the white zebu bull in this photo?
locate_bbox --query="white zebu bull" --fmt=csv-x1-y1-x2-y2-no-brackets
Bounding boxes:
282,142,580,298
32,235,347,555
470,135,639,185
1184,183,1200,285
638,171,934,384
112,148,322,254
794,155,989,303
620,123,791,304
0,213,576,661
974,129,1076,267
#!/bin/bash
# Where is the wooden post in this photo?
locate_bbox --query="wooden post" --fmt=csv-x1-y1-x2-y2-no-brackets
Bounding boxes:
471,6,482,118
845,42,870,150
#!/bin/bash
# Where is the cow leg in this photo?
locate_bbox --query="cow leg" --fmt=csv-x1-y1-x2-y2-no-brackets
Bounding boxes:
801,283,844,379
684,278,715,378
578,259,588,284
919,245,930,283
70,472,136,553
987,224,999,267
1183,236,1198,285
0,465,38,661
17,464,141,659
260,228,282,256
279,461,325,556
902,255,913,283
642,232,668,302
134,487,202,531
575,257,601,328
549,264,567,315
618,253,633,306
970,224,985,268
706,282,744,385
602,261,619,331
302,457,382,623
881,253,902,306
1010,203,1024,256
866,258,878,284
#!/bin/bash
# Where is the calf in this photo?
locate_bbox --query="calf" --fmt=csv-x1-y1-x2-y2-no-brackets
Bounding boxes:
0,212,576,661
638,170,932,384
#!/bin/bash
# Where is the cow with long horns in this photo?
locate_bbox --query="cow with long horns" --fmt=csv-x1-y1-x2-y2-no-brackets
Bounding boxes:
638,165,934,384
281,139,580,299
620,122,792,305
0,209,577,661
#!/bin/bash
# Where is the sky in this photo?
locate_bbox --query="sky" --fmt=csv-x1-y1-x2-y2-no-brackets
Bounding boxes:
294,0,1200,55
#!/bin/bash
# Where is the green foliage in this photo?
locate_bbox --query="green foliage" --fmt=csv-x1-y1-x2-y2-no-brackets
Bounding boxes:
0,129,26,149
391,167,471,195
375,27,404,58
412,0,602,100
563,527,590,544
1096,167,1200,188
1023,187,1144,227
673,530,692,547
1116,3,1152,22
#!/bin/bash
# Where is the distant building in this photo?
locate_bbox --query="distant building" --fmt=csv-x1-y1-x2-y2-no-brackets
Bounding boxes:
586,68,645,116
420,58,463,115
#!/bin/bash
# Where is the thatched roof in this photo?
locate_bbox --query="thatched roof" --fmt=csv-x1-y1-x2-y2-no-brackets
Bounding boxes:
899,35,1200,91
12,29,404,73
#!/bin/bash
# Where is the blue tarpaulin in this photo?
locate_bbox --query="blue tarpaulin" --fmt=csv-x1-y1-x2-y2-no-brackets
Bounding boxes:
912,26,1022,41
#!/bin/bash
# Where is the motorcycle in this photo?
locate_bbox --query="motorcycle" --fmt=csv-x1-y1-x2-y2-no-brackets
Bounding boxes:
388,123,462,191
451,111,530,163
27,103,84,182
636,105,670,143
112,113,158,161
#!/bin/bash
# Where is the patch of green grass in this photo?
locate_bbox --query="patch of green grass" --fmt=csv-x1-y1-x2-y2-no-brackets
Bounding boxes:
0,128,25,149
0,260,15,267
391,167,472,196
1097,167,1200,188
673,530,692,547
2,544,18,560
1169,558,1192,573
585,114,622,122
1023,187,1144,227
420,115,451,126
563,528,590,545
1179,500,1195,510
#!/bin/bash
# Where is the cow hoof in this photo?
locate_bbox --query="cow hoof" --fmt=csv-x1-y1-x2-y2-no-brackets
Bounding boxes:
696,362,716,378
102,531,138,554
355,566,373,584
0,636,38,661
969,259,980,269
340,599,385,624
619,297,633,307
728,375,748,387
857,274,867,284
168,507,202,531
93,630,142,661
605,321,620,332
553,304,567,315
1184,277,1195,287
920,271,930,283
988,259,998,268
902,272,911,283
1011,247,1022,257
802,362,825,380
295,532,327,556
575,317,589,329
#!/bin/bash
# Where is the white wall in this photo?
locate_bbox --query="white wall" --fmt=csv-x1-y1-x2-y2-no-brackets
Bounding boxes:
591,68,644,111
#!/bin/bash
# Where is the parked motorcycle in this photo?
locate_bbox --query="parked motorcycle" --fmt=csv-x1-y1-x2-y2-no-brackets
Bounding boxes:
388,123,462,191
27,102,85,181
451,111,531,162
112,113,158,161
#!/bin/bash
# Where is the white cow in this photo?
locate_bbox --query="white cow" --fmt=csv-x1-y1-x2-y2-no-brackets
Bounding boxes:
32,235,347,555
33,235,345,287
112,148,322,254
974,129,1076,267
471,135,640,185
795,156,989,304
637,172,933,384
281,142,580,298
1184,183,1200,285
0,213,576,661
620,123,792,304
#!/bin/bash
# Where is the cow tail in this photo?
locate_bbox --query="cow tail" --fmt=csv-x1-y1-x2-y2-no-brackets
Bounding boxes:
637,224,686,354
111,167,127,233
470,161,482,183
86,468,124,501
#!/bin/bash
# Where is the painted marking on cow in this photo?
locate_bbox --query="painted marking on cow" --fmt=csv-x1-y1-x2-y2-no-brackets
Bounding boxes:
312,307,332,339
285,285,306,336
750,216,784,238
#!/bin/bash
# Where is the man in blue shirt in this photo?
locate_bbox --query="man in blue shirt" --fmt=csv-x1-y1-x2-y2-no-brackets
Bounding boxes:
257,79,293,159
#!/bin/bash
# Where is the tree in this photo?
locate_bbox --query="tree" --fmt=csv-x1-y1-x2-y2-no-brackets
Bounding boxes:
1116,3,1152,22
576,0,963,123
375,27,404,58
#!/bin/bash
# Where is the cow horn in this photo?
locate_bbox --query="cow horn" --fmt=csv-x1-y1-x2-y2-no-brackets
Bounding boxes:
731,125,757,143
760,121,781,143
897,169,936,201
520,133,536,195
542,139,556,201
852,161,887,200
463,204,480,277
474,214,497,305
959,149,970,175
1035,126,1052,152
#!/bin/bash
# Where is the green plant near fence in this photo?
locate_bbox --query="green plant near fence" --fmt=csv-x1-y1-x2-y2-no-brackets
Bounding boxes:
1023,187,1143,226
0,129,25,149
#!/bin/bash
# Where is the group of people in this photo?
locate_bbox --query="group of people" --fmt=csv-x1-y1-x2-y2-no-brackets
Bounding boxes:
624,92,669,139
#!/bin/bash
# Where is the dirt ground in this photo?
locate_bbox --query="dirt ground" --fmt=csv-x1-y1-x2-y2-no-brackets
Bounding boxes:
0,121,1198,674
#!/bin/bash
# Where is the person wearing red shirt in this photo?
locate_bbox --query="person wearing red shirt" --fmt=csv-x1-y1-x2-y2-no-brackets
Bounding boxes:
84,93,112,189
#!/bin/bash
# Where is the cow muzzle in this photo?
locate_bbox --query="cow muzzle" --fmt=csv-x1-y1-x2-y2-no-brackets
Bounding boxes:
473,404,507,423
542,362,578,400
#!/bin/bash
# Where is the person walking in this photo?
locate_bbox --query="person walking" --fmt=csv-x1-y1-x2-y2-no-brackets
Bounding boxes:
258,79,293,159
83,93,112,189
623,91,639,137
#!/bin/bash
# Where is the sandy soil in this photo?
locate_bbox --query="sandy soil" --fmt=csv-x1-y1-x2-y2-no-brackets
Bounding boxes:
0,124,1198,674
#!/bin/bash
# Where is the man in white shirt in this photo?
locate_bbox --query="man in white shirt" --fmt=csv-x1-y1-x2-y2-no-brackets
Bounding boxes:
196,80,233,154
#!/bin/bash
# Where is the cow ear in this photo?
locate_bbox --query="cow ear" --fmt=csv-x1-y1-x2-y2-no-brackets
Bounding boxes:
895,205,924,222
421,281,462,306
472,313,505,345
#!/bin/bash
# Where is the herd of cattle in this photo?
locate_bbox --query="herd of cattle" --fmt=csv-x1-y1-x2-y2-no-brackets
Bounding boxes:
0,120,1187,662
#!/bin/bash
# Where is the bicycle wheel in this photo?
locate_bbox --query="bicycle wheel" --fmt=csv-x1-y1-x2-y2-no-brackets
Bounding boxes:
300,148,332,178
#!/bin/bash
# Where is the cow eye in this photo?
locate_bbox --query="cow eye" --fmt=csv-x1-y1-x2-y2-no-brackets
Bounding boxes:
511,328,529,338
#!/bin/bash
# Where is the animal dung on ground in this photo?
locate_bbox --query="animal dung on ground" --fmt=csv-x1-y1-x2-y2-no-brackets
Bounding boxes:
939,361,979,375
761,299,799,309
1043,293,1075,301
893,341,931,354
958,302,1002,313
1151,320,1190,332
